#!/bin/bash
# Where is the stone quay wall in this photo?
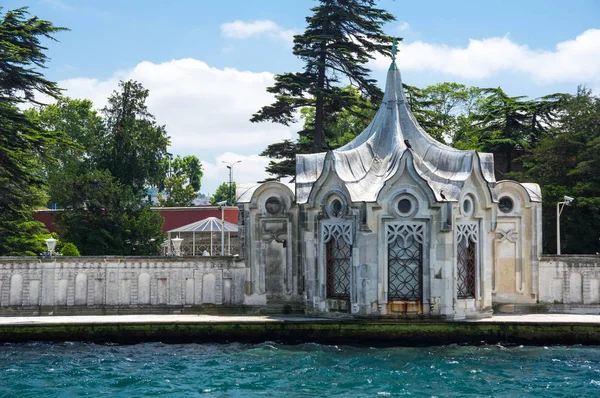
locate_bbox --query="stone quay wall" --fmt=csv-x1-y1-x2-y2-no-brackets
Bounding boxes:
539,255,600,305
0,257,246,315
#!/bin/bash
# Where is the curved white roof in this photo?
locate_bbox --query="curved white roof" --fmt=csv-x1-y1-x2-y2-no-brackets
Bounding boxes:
168,217,238,233
296,61,496,204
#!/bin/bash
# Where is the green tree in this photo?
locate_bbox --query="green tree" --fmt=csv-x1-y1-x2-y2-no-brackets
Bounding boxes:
99,80,170,193
403,83,446,142
0,7,68,255
158,155,203,206
122,206,165,255
55,169,165,255
158,174,196,207
259,139,301,182
523,86,600,254
28,89,169,255
419,82,483,145
463,88,567,177
299,86,378,148
210,182,236,205
260,86,377,180
252,0,395,180
59,242,80,256
26,97,103,207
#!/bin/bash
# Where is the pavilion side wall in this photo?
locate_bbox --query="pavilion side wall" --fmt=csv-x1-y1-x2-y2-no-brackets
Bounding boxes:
538,255,600,305
0,257,248,315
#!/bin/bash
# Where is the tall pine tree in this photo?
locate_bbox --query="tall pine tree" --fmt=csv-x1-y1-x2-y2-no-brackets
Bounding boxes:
100,80,170,194
251,0,396,180
0,7,69,255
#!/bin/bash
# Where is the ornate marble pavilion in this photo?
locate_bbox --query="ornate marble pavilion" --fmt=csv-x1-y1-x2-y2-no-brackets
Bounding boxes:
237,53,542,319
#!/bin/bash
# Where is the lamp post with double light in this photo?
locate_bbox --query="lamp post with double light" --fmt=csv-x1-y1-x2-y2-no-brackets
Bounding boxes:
222,160,242,206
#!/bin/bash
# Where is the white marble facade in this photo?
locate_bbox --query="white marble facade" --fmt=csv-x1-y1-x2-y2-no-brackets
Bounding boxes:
238,58,543,319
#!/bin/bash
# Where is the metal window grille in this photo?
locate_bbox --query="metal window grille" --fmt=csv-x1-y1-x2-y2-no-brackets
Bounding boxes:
457,236,476,298
388,233,423,300
326,238,351,299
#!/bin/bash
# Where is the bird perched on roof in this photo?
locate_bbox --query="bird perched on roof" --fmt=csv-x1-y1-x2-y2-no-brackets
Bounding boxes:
440,190,447,200
404,139,412,149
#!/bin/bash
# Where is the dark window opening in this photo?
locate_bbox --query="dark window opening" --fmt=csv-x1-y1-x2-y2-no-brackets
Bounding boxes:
498,196,513,213
457,237,476,299
398,198,412,214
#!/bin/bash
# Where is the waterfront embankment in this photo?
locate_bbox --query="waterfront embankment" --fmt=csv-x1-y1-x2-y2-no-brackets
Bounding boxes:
0,314,599,345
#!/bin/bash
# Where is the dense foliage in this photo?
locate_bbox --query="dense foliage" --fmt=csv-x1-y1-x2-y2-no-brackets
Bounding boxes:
519,87,600,254
158,155,203,207
99,81,170,193
0,7,68,255
210,182,236,206
29,88,171,255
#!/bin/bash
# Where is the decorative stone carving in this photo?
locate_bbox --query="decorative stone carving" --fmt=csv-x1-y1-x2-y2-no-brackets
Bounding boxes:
322,223,353,245
386,223,424,246
457,223,479,244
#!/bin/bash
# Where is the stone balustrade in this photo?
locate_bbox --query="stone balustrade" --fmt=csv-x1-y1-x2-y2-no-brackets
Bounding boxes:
0,256,246,315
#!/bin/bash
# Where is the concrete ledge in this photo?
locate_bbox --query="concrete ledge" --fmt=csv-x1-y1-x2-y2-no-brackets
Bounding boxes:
494,302,600,315
0,315,599,346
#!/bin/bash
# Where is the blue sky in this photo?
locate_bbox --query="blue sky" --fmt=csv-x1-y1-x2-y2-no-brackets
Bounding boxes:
7,0,600,194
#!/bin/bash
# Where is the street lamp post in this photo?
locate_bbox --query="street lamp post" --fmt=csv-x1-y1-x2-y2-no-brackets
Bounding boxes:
556,195,574,255
222,160,242,205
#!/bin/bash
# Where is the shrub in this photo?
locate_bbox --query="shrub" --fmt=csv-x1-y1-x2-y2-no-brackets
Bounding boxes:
60,242,81,256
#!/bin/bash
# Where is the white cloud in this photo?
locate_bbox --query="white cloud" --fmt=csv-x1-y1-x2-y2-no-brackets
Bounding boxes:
58,58,296,194
396,21,410,33
371,29,600,86
220,19,295,45
221,20,279,38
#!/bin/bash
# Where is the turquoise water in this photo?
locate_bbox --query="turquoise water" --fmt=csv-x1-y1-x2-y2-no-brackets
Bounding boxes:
1,342,599,397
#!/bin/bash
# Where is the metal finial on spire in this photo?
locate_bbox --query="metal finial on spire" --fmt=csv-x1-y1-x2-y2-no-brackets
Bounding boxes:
389,38,399,70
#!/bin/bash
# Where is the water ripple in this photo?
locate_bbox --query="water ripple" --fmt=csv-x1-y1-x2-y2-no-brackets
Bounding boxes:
0,342,599,396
